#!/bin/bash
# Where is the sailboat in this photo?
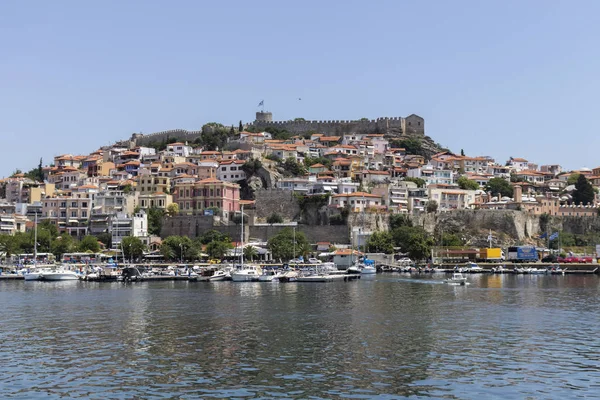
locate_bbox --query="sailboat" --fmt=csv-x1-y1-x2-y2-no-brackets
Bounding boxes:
24,214,79,281
231,204,262,282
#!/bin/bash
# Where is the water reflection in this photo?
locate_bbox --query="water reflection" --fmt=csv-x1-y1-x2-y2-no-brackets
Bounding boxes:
1,275,600,398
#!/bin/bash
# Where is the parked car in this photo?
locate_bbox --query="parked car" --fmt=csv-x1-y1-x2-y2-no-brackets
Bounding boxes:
307,258,322,264
541,254,557,263
558,256,579,263
289,258,304,264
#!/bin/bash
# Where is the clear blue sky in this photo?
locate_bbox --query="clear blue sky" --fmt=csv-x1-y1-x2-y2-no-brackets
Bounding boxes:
1,0,599,177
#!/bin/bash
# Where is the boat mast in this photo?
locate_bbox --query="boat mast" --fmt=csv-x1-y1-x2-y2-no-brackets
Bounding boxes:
240,203,244,267
33,212,38,265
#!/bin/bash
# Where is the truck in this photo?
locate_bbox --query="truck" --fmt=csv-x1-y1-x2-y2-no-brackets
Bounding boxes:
478,248,504,261
507,246,538,263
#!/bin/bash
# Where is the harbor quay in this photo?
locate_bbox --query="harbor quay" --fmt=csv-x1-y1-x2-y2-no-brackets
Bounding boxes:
0,261,598,281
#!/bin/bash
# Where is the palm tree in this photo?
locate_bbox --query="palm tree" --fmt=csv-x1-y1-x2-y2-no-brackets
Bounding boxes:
243,245,258,262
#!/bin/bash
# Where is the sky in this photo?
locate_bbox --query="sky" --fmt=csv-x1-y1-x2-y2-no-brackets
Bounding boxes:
1,0,599,177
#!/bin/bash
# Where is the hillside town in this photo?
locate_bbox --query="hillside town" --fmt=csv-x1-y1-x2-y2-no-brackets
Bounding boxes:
0,113,599,263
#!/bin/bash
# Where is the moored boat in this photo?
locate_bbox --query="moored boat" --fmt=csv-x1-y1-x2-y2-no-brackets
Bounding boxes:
231,264,262,282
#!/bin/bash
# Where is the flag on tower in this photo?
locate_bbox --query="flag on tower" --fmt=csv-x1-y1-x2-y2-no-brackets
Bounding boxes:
258,100,264,107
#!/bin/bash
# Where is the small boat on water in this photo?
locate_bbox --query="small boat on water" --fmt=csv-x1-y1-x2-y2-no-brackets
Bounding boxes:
24,267,54,281
491,265,510,274
460,262,484,273
258,268,279,282
445,272,468,285
360,259,377,275
231,264,262,282
38,267,80,281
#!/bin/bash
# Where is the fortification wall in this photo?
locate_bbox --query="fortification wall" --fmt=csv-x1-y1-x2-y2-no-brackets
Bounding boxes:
251,115,425,136
248,225,349,245
133,129,203,147
254,189,301,220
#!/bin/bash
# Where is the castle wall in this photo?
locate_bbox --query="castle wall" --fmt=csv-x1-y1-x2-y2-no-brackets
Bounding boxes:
133,129,203,147
251,116,424,136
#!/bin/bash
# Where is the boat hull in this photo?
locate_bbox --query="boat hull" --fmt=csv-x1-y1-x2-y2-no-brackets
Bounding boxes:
39,273,79,281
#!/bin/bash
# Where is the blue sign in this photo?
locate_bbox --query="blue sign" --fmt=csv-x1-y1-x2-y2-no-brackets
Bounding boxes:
204,209,214,216
517,246,537,260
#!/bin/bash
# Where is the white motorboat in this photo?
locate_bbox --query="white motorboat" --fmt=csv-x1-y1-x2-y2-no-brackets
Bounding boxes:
258,268,279,282
361,261,377,275
445,272,468,285
38,268,80,281
231,264,262,282
460,262,484,273
208,269,228,281
24,267,54,281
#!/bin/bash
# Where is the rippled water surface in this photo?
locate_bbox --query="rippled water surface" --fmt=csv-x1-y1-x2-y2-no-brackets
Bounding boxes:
1,274,600,399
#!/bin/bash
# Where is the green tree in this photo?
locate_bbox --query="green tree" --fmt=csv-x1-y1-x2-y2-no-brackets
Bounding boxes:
283,157,307,176
267,213,283,224
51,235,76,258
95,232,112,249
161,235,193,261
267,227,309,261
239,120,243,132
38,220,59,239
426,200,438,213
389,138,427,157
457,176,479,190
241,158,262,176
485,177,513,198
166,203,180,217
0,235,19,258
243,245,258,261
389,214,413,230
440,233,464,247
567,173,581,186
404,177,426,188
78,235,101,253
121,236,146,261
391,226,434,261
366,231,394,253
460,149,465,156
206,240,232,259
198,229,230,245
147,207,165,236
294,117,306,121
572,174,595,205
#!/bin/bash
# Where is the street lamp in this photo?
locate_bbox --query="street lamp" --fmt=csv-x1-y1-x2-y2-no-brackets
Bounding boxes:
179,243,183,264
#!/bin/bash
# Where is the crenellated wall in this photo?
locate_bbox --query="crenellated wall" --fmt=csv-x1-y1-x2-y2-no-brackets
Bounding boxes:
131,129,203,147
250,114,425,136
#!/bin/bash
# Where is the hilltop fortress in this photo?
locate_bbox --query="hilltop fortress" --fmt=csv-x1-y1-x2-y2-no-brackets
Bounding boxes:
250,112,425,136
126,112,425,147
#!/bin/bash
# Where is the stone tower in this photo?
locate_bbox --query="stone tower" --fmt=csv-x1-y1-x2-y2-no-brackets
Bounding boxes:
255,111,273,122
